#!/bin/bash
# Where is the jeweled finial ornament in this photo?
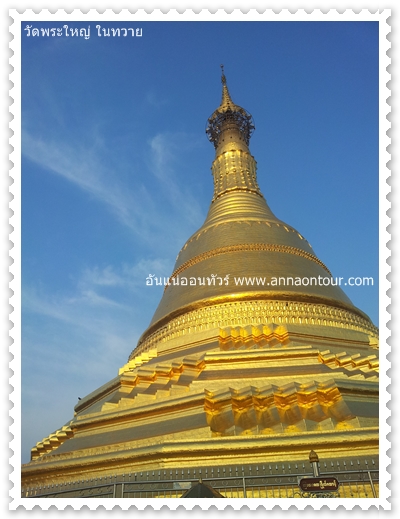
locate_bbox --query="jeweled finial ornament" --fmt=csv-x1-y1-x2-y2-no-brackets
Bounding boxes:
206,65,255,149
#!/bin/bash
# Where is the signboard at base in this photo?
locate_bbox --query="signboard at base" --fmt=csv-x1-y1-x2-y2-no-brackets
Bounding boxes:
298,477,340,493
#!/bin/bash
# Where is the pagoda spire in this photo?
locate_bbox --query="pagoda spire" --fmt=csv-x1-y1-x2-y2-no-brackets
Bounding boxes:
206,65,255,150
220,64,236,111
205,66,261,203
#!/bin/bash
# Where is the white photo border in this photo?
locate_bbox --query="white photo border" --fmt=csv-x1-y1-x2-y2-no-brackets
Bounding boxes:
9,8,391,511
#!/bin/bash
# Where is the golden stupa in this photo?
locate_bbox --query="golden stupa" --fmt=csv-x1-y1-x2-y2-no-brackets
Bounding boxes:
21,69,379,499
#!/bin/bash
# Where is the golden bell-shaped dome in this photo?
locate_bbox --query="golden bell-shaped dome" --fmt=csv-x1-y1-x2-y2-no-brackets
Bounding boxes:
131,68,376,359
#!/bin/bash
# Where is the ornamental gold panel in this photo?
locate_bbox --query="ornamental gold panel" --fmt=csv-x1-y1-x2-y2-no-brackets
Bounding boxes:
211,149,261,201
203,381,358,437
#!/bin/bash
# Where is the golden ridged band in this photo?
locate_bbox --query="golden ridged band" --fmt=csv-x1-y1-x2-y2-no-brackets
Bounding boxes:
166,243,331,291
131,299,378,359
212,185,263,201
179,221,308,252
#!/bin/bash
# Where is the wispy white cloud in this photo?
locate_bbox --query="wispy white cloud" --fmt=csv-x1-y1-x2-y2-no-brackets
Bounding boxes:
74,289,129,309
22,131,149,233
149,132,205,227
145,90,168,108
79,265,125,288
22,279,142,391
23,258,172,339
22,129,206,253
79,258,173,291
23,287,76,326
22,284,130,334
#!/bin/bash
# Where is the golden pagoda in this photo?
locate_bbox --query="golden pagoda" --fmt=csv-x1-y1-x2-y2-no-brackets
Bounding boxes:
21,68,379,499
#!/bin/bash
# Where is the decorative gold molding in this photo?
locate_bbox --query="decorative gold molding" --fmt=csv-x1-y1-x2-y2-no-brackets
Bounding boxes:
318,350,379,371
118,349,158,375
167,243,331,291
219,323,291,349
217,326,379,372
22,427,379,489
204,380,362,436
179,220,309,253
132,300,378,359
31,355,206,462
30,425,74,461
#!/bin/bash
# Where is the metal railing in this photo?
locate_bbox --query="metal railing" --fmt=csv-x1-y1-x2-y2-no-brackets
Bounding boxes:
23,468,379,499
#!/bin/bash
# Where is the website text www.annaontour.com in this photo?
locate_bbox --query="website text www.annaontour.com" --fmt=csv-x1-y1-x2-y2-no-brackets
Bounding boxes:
145,274,374,287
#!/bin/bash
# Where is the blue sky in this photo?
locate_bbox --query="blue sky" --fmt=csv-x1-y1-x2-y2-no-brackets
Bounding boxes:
21,21,379,463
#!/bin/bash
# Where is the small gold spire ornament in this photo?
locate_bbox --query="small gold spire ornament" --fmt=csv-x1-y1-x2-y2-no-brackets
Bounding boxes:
309,450,319,463
221,63,226,83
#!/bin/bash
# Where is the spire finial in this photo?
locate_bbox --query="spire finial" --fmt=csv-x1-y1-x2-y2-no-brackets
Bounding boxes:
220,64,233,108
221,64,226,85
